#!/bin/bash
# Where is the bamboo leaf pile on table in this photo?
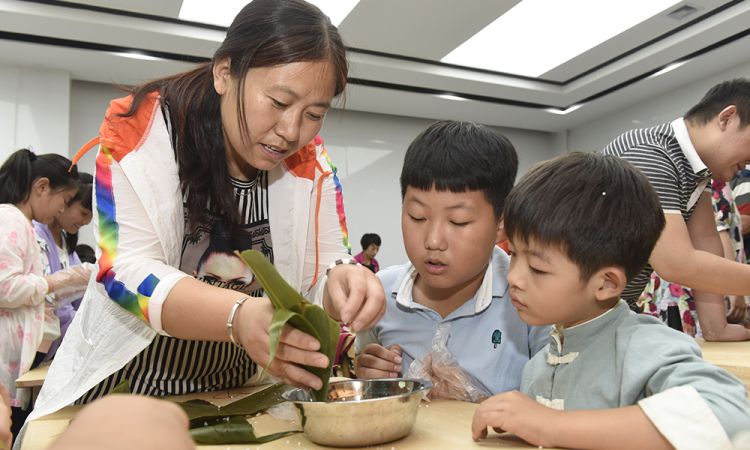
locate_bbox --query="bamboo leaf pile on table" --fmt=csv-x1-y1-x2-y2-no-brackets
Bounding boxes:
178,383,297,444
188,416,296,445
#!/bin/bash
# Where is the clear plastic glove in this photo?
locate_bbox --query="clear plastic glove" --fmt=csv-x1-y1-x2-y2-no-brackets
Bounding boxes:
405,324,492,403
45,263,92,305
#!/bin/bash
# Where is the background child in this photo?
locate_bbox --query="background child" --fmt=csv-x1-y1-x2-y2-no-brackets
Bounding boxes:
0,149,80,442
356,121,548,401
33,172,94,361
353,233,381,273
472,152,750,449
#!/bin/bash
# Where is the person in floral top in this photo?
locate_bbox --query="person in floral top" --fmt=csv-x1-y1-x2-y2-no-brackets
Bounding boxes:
0,149,79,442
638,179,750,335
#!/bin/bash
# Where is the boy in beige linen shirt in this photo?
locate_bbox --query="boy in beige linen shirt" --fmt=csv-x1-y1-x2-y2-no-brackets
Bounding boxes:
473,152,750,450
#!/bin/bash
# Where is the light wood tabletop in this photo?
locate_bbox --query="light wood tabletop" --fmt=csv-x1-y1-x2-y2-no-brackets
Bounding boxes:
698,339,750,390
15,362,50,388
21,388,553,450
15,362,51,409
23,339,747,449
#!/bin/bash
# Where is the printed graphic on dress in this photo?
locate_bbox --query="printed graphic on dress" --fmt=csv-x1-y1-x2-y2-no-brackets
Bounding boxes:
182,220,272,296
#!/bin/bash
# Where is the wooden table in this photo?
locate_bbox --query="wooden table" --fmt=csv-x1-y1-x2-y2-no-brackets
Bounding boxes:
698,339,750,390
21,387,553,450
15,362,50,406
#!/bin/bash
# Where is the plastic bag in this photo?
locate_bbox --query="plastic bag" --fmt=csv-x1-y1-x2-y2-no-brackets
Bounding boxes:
46,263,92,306
405,323,492,403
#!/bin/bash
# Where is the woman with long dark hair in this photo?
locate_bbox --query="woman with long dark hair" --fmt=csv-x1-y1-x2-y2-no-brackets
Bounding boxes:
26,0,384,428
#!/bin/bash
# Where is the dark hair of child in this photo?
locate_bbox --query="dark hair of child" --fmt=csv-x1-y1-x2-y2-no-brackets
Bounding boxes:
504,152,666,282
64,172,94,253
399,120,518,218
75,244,97,264
0,149,79,205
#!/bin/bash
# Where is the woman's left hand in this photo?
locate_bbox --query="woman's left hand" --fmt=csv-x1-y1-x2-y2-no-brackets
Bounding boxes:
323,264,385,332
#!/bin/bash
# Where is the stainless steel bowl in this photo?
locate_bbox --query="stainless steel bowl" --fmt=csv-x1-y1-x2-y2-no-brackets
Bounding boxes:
282,378,431,447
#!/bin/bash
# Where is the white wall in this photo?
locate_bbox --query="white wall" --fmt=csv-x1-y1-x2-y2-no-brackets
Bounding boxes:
0,64,70,162
567,59,750,153
67,81,558,267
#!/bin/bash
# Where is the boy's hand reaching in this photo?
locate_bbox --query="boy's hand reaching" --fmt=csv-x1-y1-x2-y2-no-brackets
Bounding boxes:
355,344,402,378
471,390,557,447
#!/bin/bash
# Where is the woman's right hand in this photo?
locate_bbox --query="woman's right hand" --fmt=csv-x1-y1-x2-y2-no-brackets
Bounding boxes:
234,297,330,390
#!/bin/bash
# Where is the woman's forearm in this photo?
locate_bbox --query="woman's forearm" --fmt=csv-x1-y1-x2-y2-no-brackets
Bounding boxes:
161,277,249,340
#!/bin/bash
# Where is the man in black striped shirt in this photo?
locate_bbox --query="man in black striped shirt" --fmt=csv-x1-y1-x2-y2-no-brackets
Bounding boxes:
602,78,750,341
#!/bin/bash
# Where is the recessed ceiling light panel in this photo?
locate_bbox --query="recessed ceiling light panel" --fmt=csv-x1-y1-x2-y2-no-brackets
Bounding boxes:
179,0,359,27
442,0,681,77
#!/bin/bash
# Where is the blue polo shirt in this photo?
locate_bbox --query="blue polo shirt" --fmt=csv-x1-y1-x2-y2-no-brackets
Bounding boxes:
356,247,549,395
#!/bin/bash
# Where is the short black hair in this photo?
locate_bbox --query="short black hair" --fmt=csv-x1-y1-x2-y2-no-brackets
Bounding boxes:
64,172,94,253
360,233,381,250
75,244,96,264
504,152,665,282
685,78,750,127
400,120,518,218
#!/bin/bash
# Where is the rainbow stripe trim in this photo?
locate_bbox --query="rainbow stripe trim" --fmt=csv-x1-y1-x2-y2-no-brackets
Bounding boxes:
95,146,159,323
321,147,350,252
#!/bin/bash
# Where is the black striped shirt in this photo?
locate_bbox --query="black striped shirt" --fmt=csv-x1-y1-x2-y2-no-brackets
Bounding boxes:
602,119,710,304
78,173,271,403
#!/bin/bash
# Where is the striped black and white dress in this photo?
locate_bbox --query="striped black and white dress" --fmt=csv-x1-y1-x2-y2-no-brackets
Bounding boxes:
78,172,272,403
602,120,711,305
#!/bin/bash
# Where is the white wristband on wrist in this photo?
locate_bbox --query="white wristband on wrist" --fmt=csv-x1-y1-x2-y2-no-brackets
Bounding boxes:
326,258,361,276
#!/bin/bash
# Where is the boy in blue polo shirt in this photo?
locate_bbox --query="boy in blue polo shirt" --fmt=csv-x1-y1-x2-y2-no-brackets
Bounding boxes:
355,121,548,400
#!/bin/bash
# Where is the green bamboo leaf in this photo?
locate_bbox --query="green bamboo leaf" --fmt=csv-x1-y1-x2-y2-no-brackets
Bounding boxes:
267,308,311,368
300,305,340,398
238,249,340,401
189,416,298,444
110,379,131,395
238,250,305,311
178,383,288,422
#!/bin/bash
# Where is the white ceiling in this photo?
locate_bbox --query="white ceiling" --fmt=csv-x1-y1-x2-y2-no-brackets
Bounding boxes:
0,0,748,132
